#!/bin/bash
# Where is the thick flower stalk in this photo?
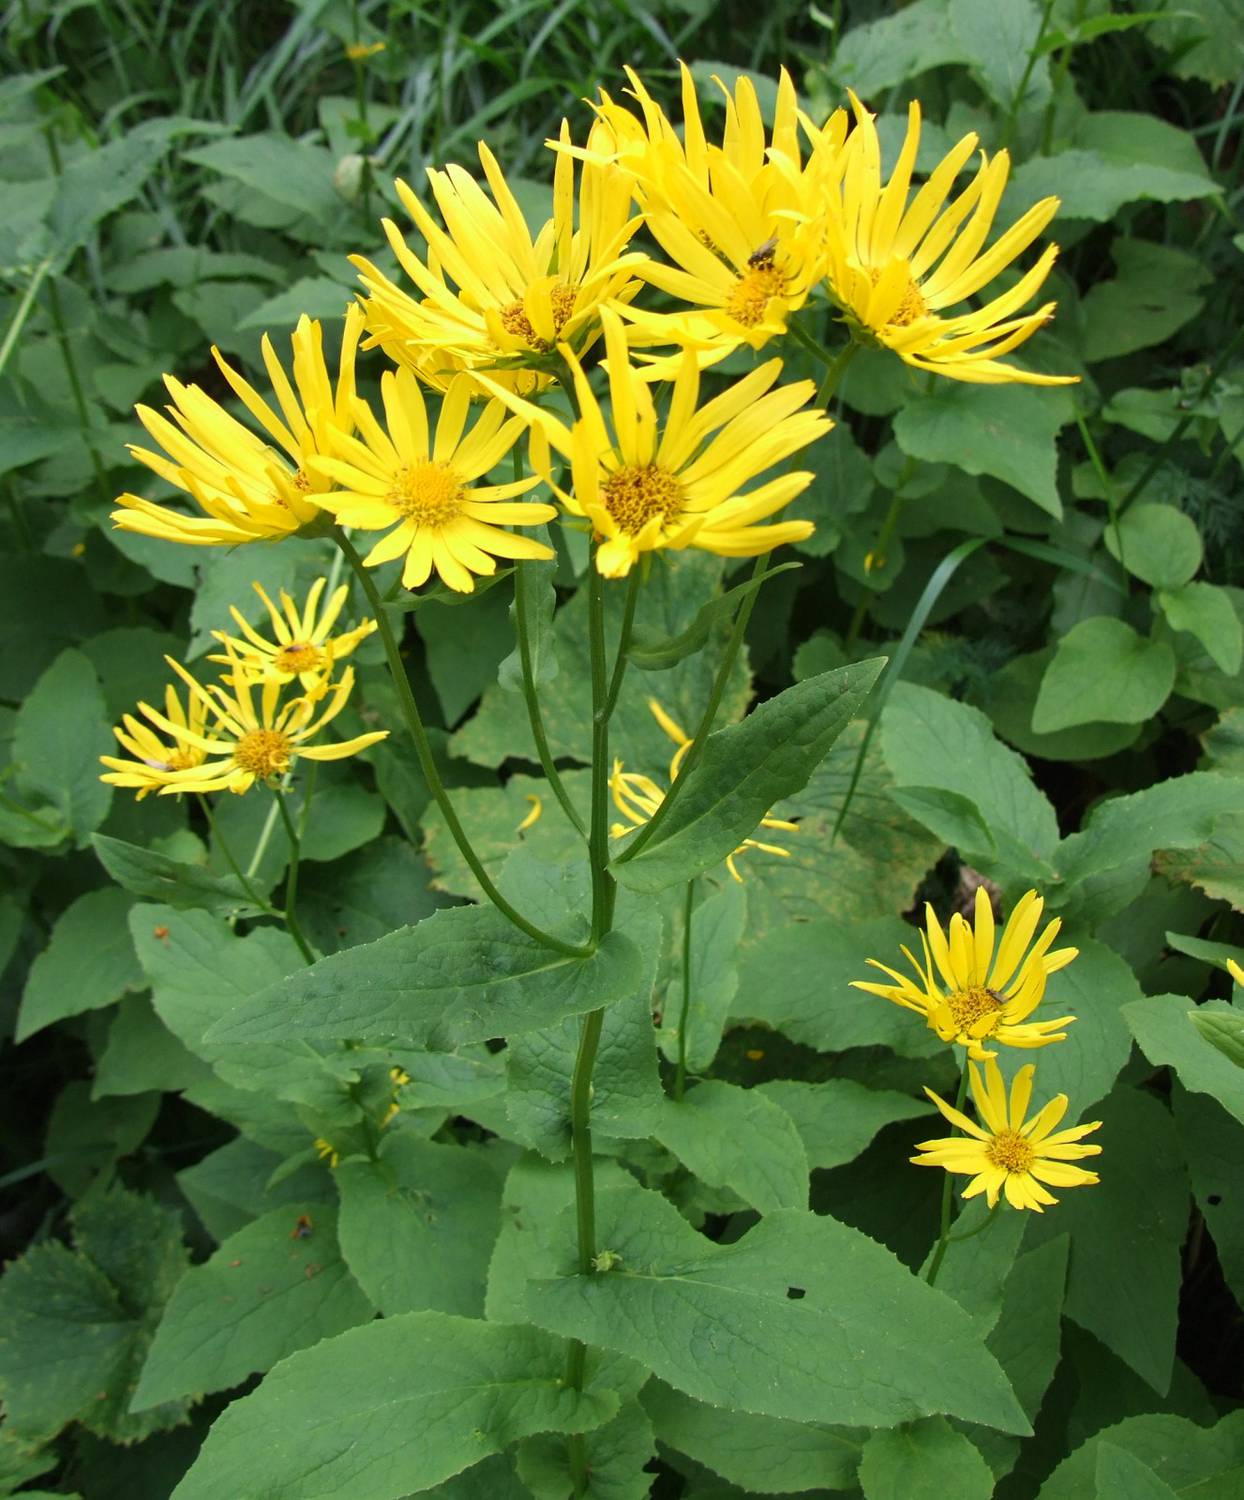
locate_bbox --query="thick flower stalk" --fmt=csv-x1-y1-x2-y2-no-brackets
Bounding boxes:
209,578,378,696
913,1054,1102,1212
852,886,1078,1058
307,369,556,592
351,125,641,392
812,94,1075,385
112,308,364,545
477,307,827,577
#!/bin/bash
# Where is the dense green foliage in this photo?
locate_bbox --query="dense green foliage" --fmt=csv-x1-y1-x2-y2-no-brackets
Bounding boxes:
3,2,1244,1498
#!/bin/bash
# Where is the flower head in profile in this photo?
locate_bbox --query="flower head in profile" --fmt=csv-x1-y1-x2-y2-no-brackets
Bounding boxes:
99,683,209,800
609,699,796,881
571,63,843,366
912,1055,1101,1212
476,307,828,578
209,578,377,697
852,887,1077,1059
812,95,1074,385
101,646,388,797
351,126,640,392
112,308,363,545
306,369,556,593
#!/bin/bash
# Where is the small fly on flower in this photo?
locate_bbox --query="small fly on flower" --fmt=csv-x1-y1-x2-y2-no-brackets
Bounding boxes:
290,1215,314,1240
747,237,779,269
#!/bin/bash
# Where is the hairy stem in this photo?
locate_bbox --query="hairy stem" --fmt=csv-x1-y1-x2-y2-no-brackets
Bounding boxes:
925,1058,971,1287
514,560,586,837
274,790,315,965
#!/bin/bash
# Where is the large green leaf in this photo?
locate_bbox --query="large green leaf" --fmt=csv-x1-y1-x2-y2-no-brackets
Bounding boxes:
1094,1444,1181,1500
656,880,745,1073
522,1182,1029,1433
1125,995,1244,1126
652,1081,810,1213
516,1399,655,1500
94,834,264,917
612,660,885,895
1036,1410,1244,1499
1079,241,1210,362
334,1135,506,1317
1034,618,1176,732
948,0,1050,111
13,648,112,844
1174,1087,1244,1309
171,1314,622,1500
204,904,643,1049
755,1079,934,1170
1159,583,1244,677
1103,504,1203,590
131,1203,373,1409
17,887,140,1040
859,1417,993,1500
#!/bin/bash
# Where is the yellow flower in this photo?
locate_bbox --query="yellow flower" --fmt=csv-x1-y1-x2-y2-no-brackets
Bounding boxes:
573,63,842,367
209,578,377,697
813,95,1075,385
852,887,1078,1059
475,307,828,578
112,307,364,545
345,39,386,60
350,126,640,392
1228,959,1244,987
912,1055,1101,1212
609,699,797,881
113,646,388,796
307,369,556,593
99,683,209,799
314,1138,340,1168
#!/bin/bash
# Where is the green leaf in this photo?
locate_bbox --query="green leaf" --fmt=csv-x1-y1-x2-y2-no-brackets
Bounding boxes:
0,557,105,700
13,648,111,843
131,1203,373,1410
881,683,1059,882
755,1080,934,1170
1094,1443,1180,1500
627,562,801,671
17,887,140,1040
205,904,644,1049
498,549,559,692
93,833,264,916
420,580,514,724
1034,619,1176,732
1158,582,1244,675
1175,1087,1244,1308
176,1138,333,1244
827,0,969,93
523,1183,1029,1433
859,1417,994,1500
652,1081,810,1213
893,384,1072,516
1125,994,1244,1122
920,1199,1030,1335
1036,1410,1244,1499
334,1135,506,1316
1149,0,1244,86
94,995,211,1097
184,134,341,223
1104,503,1203,589
948,0,1050,111
985,1235,1068,1422
517,1399,655,1500
1080,242,1210,362
1026,1087,1186,1395
171,1313,621,1500
612,659,884,895
0,1190,189,1445
641,1379,864,1495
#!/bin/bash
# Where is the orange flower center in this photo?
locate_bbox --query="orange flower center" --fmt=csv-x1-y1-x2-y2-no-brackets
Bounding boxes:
986,1129,1035,1174
946,986,1002,1033
234,728,293,778
390,461,463,527
725,262,787,327
274,642,324,675
498,284,579,351
600,463,683,536
869,263,927,327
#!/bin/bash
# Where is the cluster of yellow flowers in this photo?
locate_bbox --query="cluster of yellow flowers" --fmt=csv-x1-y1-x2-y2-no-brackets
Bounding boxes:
100,579,386,797
111,65,1072,592
854,888,1101,1214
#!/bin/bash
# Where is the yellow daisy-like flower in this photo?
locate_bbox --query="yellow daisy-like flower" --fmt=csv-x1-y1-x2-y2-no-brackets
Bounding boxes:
574,64,842,366
112,307,364,545
812,94,1075,385
476,307,828,578
913,1055,1102,1212
209,578,377,696
609,699,797,881
306,369,556,593
112,647,388,796
350,125,641,393
852,887,1078,1059
99,684,209,799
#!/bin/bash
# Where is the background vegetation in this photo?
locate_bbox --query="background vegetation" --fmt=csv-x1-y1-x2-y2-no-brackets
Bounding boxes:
2,1,1244,1496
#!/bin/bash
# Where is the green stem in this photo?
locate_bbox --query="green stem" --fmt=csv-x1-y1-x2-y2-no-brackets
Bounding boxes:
603,568,641,720
1074,412,1125,577
273,791,315,965
925,1057,971,1287
197,793,285,920
1001,0,1055,147
514,560,586,838
334,529,590,958
844,462,913,652
0,258,52,382
586,564,614,942
673,879,695,1101
617,552,770,865
45,276,110,508
815,337,860,406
